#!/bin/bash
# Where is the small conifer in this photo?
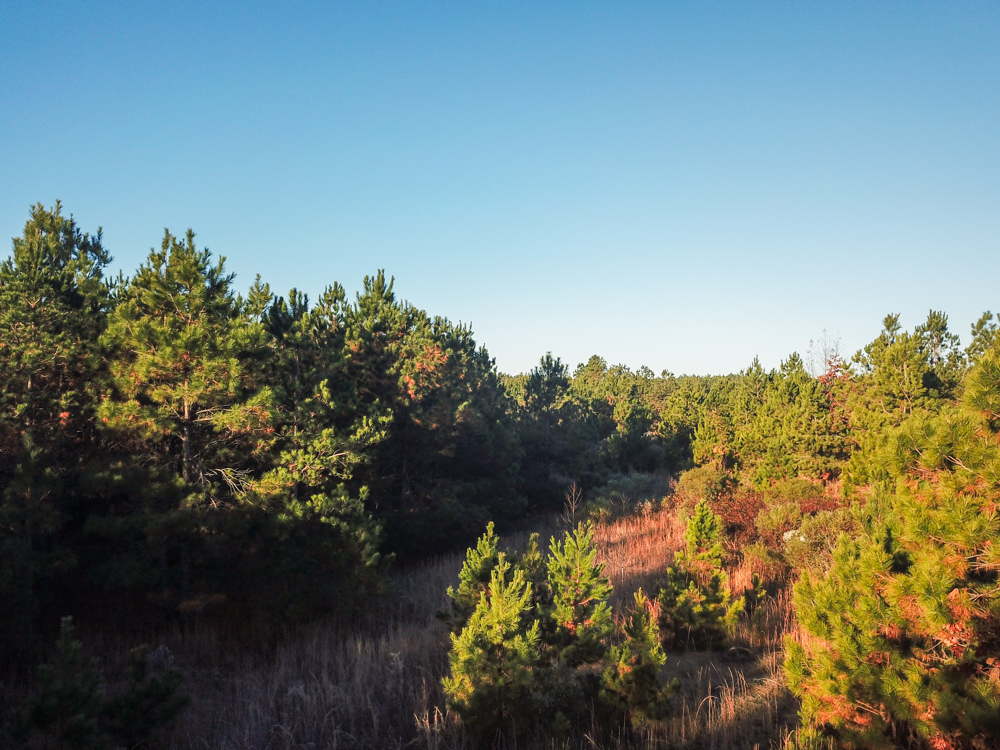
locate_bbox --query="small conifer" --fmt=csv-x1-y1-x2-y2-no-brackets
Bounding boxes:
20,617,189,750
440,522,503,632
24,617,105,750
658,499,742,650
601,589,671,726
547,522,614,666
513,531,553,621
442,559,541,742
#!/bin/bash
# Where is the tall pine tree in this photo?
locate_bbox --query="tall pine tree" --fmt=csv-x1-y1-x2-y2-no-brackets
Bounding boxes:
98,229,271,493
0,204,111,663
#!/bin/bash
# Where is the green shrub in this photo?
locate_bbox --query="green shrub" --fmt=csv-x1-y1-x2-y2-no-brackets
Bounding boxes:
580,495,613,523
675,466,731,503
741,541,788,583
763,477,824,505
782,507,855,575
657,500,742,650
673,467,733,523
582,473,671,522
17,617,188,750
755,502,802,533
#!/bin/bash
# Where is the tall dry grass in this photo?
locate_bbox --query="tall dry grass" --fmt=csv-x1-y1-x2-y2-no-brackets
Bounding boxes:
163,552,461,750
592,507,685,607
591,509,799,750
154,508,797,750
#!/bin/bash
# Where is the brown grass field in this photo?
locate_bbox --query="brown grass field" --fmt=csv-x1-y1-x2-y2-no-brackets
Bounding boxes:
141,503,800,750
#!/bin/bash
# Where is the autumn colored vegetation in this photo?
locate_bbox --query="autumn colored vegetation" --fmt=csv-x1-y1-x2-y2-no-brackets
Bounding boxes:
2,202,1000,748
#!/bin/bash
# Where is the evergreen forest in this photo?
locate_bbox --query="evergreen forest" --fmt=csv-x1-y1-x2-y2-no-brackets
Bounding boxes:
3,202,1000,749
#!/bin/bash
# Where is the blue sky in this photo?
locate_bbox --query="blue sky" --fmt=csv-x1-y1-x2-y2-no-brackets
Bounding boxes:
2,2,998,375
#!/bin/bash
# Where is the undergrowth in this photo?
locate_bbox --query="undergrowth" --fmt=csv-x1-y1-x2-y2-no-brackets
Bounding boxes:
138,508,799,749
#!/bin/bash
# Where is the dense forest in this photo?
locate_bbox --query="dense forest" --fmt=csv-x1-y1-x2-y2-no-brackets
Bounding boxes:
2,203,999,749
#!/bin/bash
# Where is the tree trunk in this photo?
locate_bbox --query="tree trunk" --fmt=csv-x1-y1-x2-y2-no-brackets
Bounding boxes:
182,400,191,483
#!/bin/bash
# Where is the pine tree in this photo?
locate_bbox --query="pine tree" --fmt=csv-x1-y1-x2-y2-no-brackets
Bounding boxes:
516,353,576,510
95,230,274,611
547,522,613,666
98,229,271,491
0,203,110,458
20,617,188,750
525,353,570,446
440,522,503,633
313,270,523,555
658,500,742,650
844,313,939,490
680,497,725,571
966,310,998,365
514,531,551,614
442,559,541,743
262,284,352,441
238,419,387,617
601,589,671,727
915,309,964,397
101,645,189,750
23,617,106,749
786,342,1000,749
0,204,111,663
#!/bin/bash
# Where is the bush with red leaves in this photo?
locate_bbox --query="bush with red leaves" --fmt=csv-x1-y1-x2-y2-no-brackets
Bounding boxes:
709,491,763,550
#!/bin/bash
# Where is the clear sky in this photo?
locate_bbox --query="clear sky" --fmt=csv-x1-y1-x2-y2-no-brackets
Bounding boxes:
2,2,998,375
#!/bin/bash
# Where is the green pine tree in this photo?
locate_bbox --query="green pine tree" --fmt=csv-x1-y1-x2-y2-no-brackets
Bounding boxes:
658,499,742,650
600,589,671,727
20,617,188,750
23,617,106,749
786,342,1000,749
238,417,388,617
547,522,613,666
101,645,189,750
0,202,110,458
0,204,111,662
966,310,999,365
98,229,271,491
442,558,541,743
440,522,504,633
514,531,552,614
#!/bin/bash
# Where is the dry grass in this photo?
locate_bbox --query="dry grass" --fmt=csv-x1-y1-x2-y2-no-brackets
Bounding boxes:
648,586,798,750
154,509,798,750
593,507,685,608
591,510,799,750
164,552,462,750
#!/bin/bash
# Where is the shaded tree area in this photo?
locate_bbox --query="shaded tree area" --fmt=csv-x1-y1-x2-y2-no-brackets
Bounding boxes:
0,205,526,675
